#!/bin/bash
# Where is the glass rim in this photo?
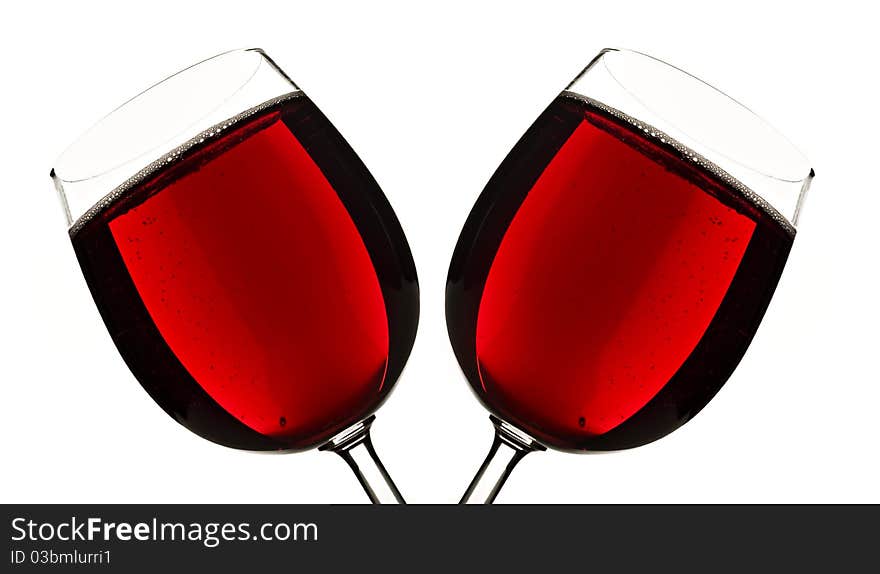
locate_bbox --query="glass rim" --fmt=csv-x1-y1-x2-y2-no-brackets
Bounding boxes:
51,47,287,184
51,47,301,230
565,48,813,229
575,48,813,184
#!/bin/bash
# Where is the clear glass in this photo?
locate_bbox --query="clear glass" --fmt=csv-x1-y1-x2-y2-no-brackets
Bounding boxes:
454,48,814,503
51,48,408,504
566,49,813,227
53,49,300,227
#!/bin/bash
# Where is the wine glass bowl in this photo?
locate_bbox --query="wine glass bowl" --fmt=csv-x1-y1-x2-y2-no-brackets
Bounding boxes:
52,49,418,502
446,49,813,500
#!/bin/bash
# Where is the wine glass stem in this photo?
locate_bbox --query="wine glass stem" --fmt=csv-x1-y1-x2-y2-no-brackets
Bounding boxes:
460,416,546,504
320,415,405,504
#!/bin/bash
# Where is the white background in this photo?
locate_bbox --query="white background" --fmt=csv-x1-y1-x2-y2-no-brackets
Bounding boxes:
1,1,877,504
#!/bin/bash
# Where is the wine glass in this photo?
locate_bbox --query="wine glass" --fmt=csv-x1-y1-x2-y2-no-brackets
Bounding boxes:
446,48,813,503
51,49,419,503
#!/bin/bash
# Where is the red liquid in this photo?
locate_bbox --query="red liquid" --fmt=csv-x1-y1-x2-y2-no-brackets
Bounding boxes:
446,94,793,451
72,95,418,451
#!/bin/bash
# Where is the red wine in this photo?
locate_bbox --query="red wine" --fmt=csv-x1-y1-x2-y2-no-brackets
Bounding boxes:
72,94,418,451
446,93,793,451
